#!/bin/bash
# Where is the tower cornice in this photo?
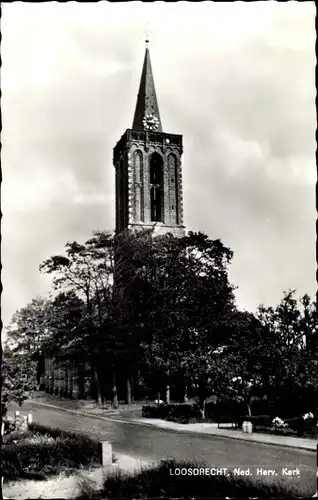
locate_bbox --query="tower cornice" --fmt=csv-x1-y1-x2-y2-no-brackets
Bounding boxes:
113,129,183,162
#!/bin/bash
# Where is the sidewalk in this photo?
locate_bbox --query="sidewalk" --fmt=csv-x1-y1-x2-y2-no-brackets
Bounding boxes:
28,394,316,452
129,416,317,451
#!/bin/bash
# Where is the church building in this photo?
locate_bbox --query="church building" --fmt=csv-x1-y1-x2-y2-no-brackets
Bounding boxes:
43,41,186,399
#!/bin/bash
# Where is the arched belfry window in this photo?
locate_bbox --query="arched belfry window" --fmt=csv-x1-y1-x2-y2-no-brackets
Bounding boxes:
149,153,163,222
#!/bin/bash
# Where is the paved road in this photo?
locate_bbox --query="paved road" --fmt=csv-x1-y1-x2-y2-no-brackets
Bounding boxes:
8,401,316,493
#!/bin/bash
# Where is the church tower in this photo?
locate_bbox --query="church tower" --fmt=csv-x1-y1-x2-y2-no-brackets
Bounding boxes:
113,42,185,238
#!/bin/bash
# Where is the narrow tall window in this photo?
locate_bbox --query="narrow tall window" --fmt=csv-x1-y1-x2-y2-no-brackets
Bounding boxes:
133,150,143,221
115,166,120,231
149,153,163,222
119,159,128,230
119,160,124,230
168,154,179,224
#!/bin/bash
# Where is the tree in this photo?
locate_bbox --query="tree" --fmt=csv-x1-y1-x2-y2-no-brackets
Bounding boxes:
43,291,85,363
1,345,37,418
257,290,318,416
41,291,87,397
39,231,116,406
5,296,54,388
113,229,159,403
297,294,317,354
174,232,236,415
205,311,277,417
204,292,318,419
116,230,236,412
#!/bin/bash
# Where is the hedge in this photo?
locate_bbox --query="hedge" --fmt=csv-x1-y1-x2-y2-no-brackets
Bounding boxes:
205,400,246,422
236,415,273,428
142,403,203,423
29,422,102,443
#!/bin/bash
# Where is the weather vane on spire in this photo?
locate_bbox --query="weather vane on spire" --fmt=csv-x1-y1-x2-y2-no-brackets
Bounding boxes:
145,21,150,45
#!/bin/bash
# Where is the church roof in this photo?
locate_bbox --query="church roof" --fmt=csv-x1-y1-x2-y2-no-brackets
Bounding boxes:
132,43,162,132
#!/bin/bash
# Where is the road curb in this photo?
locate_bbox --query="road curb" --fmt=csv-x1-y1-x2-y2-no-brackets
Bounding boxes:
29,400,316,452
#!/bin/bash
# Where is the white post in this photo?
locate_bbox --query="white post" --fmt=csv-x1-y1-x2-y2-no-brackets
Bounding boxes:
101,441,112,467
246,421,253,433
27,413,33,425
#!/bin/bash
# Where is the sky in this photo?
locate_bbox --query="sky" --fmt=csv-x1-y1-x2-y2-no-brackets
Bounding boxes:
2,1,316,329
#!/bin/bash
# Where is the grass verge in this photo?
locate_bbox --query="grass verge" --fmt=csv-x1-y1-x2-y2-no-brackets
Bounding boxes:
2,422,101,481
75,459,314,499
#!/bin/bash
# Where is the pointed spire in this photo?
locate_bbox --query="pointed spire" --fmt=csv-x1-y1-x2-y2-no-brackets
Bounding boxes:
132,42,162,132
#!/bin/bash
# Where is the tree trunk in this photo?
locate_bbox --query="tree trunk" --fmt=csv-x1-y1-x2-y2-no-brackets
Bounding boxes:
199,398,206,420
165,369,171,404
184,385,188,403
112,372,118,409
92,363,102,406
126,377,131,405
247,402,252,417
165,385,170,404
131,377,135,401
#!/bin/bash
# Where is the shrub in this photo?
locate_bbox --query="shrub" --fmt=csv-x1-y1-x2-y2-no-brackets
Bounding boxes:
142,403,202,423
29,422,83,440
142,404,161,418
1,423,101,480
302,417,317,438
284,416,317,437
166,416,198,424
3,429,33,444
253,425,298,437
3,415,16,435
303,412,314,420
205,400,246,422
187,417,197,424
244,416,316,438
272,417,287,428
75,459,313,499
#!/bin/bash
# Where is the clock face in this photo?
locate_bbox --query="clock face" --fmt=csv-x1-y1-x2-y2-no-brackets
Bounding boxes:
143,113,159,131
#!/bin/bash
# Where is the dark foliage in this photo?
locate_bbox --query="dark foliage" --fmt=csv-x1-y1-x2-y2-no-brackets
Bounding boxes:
205,400,246,422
